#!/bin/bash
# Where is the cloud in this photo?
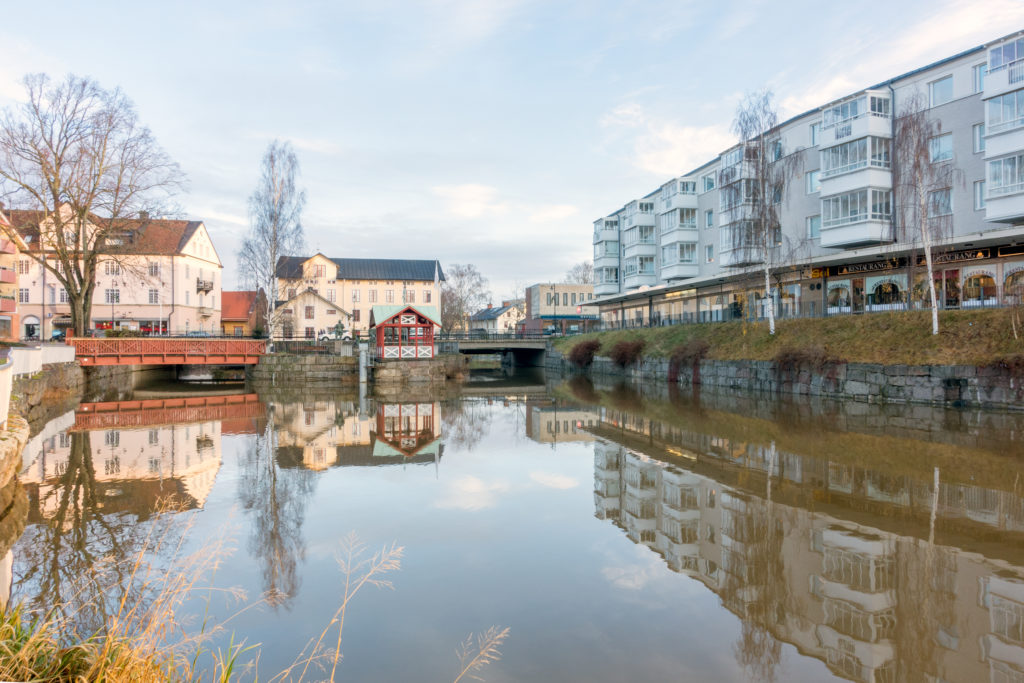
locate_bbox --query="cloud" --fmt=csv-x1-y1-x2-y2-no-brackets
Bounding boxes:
434,475,510,510
601,563,661,591
432,183,510,218
528,204,578,223
529,471,579,489
601,103,734,177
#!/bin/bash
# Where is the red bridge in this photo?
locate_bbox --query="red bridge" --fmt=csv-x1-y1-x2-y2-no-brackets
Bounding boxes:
74,393,266,431
69,337,267,366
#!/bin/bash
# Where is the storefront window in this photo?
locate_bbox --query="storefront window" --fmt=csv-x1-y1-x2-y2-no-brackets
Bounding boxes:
962,274,997,305
827,285,851,313
1005,270,1024,304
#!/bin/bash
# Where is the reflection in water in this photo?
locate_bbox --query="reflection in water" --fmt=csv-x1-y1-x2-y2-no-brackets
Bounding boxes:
580,380,1024,683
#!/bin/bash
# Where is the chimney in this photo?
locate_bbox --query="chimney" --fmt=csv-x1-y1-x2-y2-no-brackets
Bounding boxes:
486,303,493,309
501,300,510,307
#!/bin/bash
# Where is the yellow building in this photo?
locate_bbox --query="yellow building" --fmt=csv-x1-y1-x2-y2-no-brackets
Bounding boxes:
276,254,444,337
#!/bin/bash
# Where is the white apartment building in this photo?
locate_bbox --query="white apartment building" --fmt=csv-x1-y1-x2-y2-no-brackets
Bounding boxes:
593,30,1024,327
9,212,223,337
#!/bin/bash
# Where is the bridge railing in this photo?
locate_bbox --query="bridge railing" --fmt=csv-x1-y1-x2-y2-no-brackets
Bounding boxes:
68,336,268,359
435,332,550,342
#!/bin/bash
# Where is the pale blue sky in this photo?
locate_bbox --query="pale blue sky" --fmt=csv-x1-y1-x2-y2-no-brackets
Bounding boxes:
0,0,1020,298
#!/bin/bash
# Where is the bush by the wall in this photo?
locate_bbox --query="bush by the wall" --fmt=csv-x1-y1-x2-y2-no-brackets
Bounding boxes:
773,345,842,371
568,340,601,368
670,339,710,367
608,339,646,368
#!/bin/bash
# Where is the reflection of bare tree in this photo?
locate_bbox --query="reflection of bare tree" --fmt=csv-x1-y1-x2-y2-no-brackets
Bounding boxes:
440,399,491,451
720,446,792,683
237,412,316,608
14,431,187,635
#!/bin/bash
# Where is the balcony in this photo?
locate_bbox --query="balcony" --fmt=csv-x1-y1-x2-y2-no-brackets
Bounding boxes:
720,244,764,268
623,240,657,259
623,212,655,228
820,218,892,248
984,184,1024,223
593,226,618,243
985,57,1024,100
820,114,891,148
659,192,699,212
819,166,892,197
622,272,657,290
594,251,619,270
198,306,212,318
659,225,699,246
0,296,15,313
196,278,214,293
660,262,699,280
594,281,620,297
0,268,15,284
0,239,18,255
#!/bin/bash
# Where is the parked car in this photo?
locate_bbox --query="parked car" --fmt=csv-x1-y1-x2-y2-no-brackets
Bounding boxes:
184,330,212,337
318,327,352,342
50,329,67,342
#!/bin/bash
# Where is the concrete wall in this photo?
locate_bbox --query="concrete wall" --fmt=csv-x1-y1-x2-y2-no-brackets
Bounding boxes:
9,344,76,377
546,350,1024,410
248,354,359,388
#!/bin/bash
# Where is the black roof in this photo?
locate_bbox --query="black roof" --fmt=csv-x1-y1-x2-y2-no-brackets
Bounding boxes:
276,256,445,282
470,304,515,321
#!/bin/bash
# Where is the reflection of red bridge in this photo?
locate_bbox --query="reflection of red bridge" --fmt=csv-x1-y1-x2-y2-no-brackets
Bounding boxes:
74,394,266,431
69,337,267,366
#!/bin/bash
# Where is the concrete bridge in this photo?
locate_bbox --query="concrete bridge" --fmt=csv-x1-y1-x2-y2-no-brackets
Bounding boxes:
436,334,549,367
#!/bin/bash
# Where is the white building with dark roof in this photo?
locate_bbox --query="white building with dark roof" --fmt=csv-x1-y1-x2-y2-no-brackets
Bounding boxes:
275,254,444,335
469,301,524,333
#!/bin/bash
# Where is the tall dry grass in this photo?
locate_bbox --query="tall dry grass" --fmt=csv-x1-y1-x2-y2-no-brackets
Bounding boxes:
1,512,509,682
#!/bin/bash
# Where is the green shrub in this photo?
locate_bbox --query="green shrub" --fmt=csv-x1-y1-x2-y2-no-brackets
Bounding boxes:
568,340,601,368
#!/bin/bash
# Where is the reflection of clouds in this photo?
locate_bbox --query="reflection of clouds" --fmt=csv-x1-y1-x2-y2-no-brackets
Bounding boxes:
434,475,510,510
602,564,660,591
529,471,579,490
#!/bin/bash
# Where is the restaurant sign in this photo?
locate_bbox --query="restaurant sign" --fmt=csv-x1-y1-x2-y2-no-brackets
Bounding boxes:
827,258,907,277
917,248,990,266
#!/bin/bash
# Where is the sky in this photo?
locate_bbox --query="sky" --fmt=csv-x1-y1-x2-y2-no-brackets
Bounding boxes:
1,0,1022,300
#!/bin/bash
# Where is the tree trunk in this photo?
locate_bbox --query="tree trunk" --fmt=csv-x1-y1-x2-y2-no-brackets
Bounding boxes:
919,187,940,335
763,260,775,335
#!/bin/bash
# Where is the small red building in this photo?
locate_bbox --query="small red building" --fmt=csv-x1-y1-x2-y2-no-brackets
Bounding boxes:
369,305,440,360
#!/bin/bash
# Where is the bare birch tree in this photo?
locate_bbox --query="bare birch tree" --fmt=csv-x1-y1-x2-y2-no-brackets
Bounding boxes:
893,92,960,335
238,140,306,338
725,90,803,335
564,260,594,284
0,74,184,336
440,263,490,333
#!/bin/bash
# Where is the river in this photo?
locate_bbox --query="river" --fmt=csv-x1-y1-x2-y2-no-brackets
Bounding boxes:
9,369,1024,682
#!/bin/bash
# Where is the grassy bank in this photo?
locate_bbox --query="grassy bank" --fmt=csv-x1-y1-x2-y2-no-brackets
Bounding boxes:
554,309,1024,366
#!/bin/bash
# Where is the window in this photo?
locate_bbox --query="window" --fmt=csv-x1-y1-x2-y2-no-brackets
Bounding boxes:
806,170,820,194
185,291,190,305
820,136,890,177
287,288,296,299
807,215,821,239
987,89,1024,134
17,288,28,303
59,288,68,304
661,243,697,264
705,210,714,228
104,261,120,276
304,306,314,319
563,293,568,306
48,286,55,304
973,63,987,93
234,326,243,336
327,308,336,315
988,153,1024,196
385,289,394,303
424,291,431,303
148,289,159,304
149,429,159,445
770,139,783,161
810,122,821,146
974,123,985,153
974,181,986,210
990,37,1024,72
701,173,715,193
929,76,953,107
105,430,120,447
185,264,190,279
405,290,415,303
353,309,360,322
822,189,891,228
149,262,160,277
927,188,952,217
305,327,315,339
313,264,326,277
347,289,355,303
17,260,29,275
105,288,120,304
929,133,953,163
369,290,378,303
705,245,714,263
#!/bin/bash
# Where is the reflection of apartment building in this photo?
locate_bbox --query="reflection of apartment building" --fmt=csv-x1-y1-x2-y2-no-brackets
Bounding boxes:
524,404,600,444
592,422,1024,682
9,210,223,338
275,255,444,336
21,420,223,516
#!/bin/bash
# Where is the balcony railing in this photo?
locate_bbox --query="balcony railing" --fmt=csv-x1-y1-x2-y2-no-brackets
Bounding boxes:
820,158,890,180
0,268,15,284
822,210,890,229
196,278,214,293
989,181,1024,198
991,57,1024,85
198,306,212,317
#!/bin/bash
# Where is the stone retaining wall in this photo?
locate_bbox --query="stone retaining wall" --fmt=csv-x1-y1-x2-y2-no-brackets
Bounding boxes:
546,350,1024,410
12,361,85,427
0,416,30,562
247,354,359,388
371,355,468,389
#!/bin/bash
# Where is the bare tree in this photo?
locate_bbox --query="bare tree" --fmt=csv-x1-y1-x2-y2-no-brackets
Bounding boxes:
564,260,594,284
238,140,306,338
440,263,490,333
893,93,961,335
724,90,803,335
0,74,185,336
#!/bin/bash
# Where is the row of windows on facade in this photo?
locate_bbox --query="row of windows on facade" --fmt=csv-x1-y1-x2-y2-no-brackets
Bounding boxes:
15,260,214,281
300,267,427,288
286,287,432,304
544,292,594,306
18,287,214,307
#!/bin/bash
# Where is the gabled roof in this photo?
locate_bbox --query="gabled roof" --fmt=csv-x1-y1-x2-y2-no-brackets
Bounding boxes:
7,210,205,256
276,256,445,282
369,305,441,328
222,291,259,321
470,304,517,321
277,288,351,316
